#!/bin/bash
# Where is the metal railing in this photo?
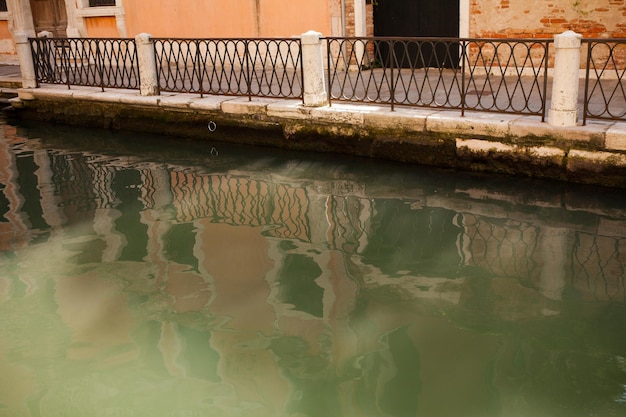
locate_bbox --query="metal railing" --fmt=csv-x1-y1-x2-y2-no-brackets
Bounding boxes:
30,37,139,91
153,38,303,101
27,35,626,124
326,37,552,119
583,39,626,124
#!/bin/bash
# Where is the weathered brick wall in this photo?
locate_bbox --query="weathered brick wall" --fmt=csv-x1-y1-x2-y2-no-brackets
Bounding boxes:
345,0,355,36
327,0,625,40
366,3,374,37
343,1,374,37
470,0,626,39
338,1,375,68
338,1,625,69
470,0,626,69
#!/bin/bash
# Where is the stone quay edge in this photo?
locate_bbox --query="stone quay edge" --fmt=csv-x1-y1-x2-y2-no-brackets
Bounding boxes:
9,85,626,189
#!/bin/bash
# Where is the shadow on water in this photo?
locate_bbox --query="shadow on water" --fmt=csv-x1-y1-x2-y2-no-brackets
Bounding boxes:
0,117,626,417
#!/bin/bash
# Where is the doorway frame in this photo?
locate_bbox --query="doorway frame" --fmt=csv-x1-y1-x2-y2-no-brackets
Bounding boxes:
358,0,469,39
460,0,469,38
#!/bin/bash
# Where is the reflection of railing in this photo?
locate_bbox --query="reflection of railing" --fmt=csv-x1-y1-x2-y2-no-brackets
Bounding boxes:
458,213,541,283
29,38,140,91
19,150,626,302
571,232,626,302
326,196,371,253
326,37,551,119
583,39,626,124
325,201,626,302
456,214,626,302
50,154,100,212
153,38,303,100
169,172,311,241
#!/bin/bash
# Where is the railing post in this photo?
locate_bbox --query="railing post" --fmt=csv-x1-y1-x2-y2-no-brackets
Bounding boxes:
135,33,159,96
245,40,252,101
548,30,582,127
195,40,204,98
14,30,38,88
461,39,466,117
326,38,332,106
300,30,328,107
390,40,395,111
582,41,593,126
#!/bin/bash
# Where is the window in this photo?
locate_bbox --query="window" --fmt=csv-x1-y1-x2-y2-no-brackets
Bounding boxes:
89,0,115,6
0,0,7,13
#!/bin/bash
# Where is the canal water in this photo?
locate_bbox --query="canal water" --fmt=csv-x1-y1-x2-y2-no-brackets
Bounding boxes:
0,116,625,417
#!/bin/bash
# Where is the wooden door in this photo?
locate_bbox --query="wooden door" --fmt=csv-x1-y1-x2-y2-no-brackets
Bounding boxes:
30,0,68,37
374,0,460,68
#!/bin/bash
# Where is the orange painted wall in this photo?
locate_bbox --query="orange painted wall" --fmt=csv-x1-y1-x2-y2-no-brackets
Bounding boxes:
84,17,119,38
124,0,257,37
258,0,331,37
0,20,11,39
123,0,331,38
0,20,16,59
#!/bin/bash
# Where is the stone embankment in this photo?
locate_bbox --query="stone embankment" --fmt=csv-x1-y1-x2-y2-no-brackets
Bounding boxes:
9,84,626,188
5,30,626,188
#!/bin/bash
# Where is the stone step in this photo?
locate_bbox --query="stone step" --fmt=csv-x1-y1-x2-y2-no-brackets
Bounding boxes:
0,87,19,104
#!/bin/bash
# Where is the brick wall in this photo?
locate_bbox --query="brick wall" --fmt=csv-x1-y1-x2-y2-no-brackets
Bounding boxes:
470,0,626,39
344,0,355,36
366,3,374,37
340,1,375,68
343,1,374,37
470,0,626,69
345,0,625,39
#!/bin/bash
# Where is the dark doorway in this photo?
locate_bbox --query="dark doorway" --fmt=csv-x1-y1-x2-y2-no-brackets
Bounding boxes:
30,0,68,37
373,0,460,68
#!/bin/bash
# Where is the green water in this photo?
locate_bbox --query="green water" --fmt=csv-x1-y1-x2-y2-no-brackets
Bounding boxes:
0,118,625,417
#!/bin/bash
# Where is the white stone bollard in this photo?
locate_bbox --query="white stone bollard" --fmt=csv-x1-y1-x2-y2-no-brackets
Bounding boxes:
135,33,160,96
14,30,37,89
300,30,328,107
548,30,583,127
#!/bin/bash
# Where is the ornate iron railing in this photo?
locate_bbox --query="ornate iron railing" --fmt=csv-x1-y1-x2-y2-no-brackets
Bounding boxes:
27,35,626,125
326,37,551,119
583,39,626,124
153,38,303,100
29,37,139,90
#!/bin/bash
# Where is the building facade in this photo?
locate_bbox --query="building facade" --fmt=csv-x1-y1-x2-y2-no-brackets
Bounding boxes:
0,1,623,64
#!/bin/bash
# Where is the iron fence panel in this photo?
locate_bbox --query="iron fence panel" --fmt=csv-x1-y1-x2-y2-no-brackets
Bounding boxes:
326,37,551,119
30,37,139,91
583,39,626,124
153,38,303,100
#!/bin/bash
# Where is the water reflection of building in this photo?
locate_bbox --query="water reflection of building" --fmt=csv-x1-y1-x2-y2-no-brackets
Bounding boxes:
0,125,37,254
1,130,626,416
3,134,623,304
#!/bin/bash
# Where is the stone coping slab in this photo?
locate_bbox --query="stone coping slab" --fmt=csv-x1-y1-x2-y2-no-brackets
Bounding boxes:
11,87,626,188
16,87,626,144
